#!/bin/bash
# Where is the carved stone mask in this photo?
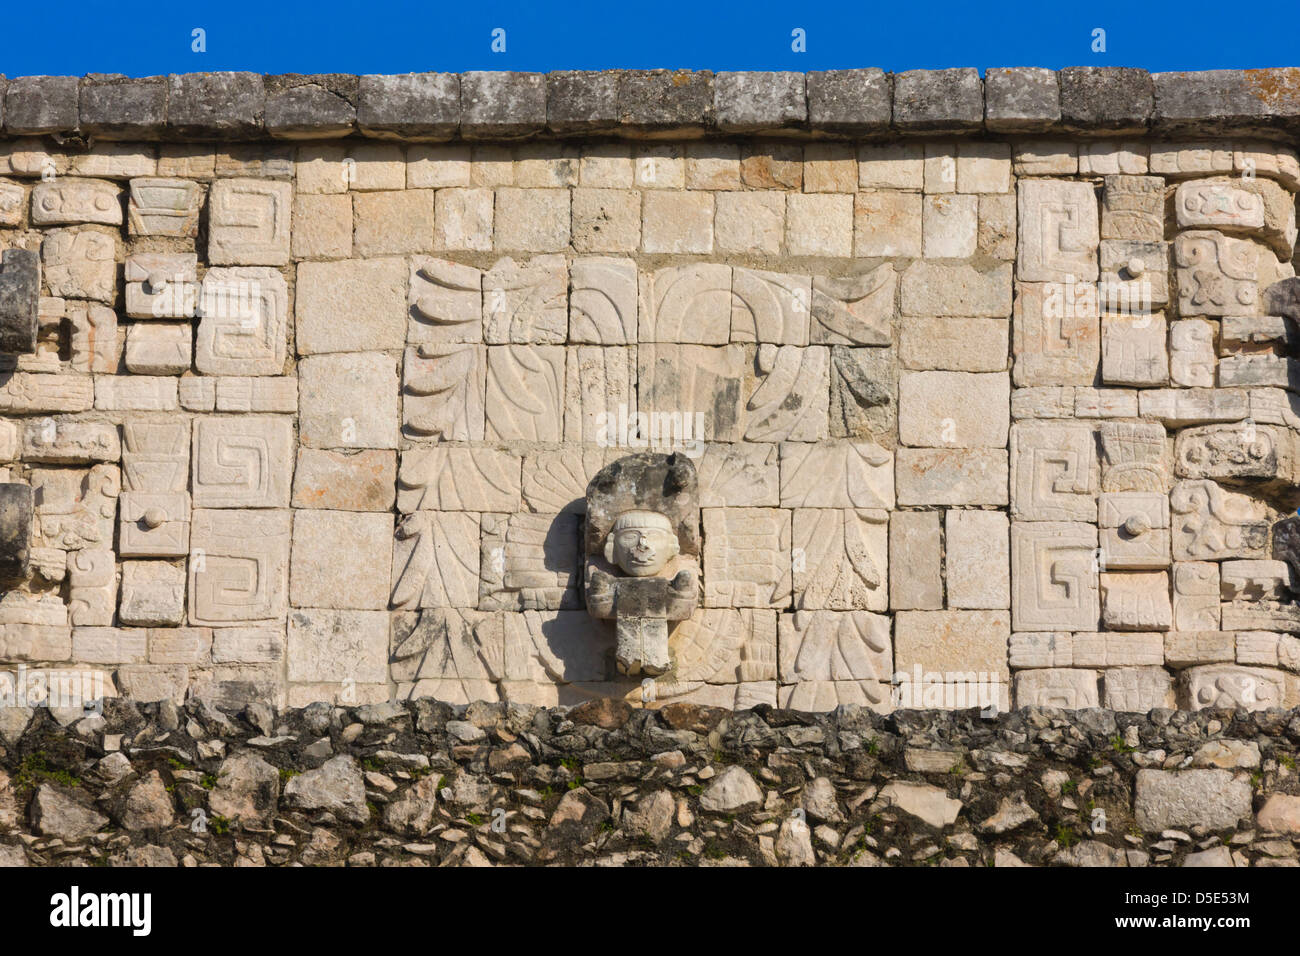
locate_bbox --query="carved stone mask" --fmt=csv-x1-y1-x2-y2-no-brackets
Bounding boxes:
604,510,679,577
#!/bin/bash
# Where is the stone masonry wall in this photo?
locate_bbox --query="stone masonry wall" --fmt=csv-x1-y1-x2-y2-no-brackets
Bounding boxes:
0,69,1299,718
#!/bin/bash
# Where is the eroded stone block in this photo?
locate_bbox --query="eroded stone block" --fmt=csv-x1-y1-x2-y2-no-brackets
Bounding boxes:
946,510,1011,610
291,510,394,611
777,610,891,683
189,509,291,626
1017,180,1100,283
208,178,291,266
119,561,185,626
1169,318,1217,387
31,179,122,226
0,248,40,354
1012,282,1100,387
1100,571,1172,631
792,508,887,611
127,177,201,237
483,256,568,345
1170,479,1270,561
42,230,115,303
1010,422,1098,521
1014,668,1100,708
196,267,288,375
125,324,191,375
1011,521,1099,632
1174,230,1258,317
809,266,894,346
191,416,293,509
702,507,791,608
118,490,190,558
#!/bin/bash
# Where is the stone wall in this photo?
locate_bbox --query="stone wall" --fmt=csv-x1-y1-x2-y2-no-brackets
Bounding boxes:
1,697,1299,867
0,69,1299,716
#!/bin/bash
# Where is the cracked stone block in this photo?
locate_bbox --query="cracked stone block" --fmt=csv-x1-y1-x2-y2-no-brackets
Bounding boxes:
830,346,895,445
288,608,389,684
119,561,186,626
42,230,115,303
984,67,1060,131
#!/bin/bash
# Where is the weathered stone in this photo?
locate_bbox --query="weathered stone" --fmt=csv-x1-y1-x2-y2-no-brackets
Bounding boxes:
1134,769,1252,832
283,755,368,824
699,766,763,813
0,248,40,354
876,781,962,829
889,511,941,610
30,785,108,841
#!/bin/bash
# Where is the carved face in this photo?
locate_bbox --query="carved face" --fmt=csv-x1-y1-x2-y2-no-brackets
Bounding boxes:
605,510,679,577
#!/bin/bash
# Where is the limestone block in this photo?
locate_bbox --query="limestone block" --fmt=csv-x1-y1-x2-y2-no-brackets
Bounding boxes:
731,269,811,346
0,623,72,662
1164,631,1235,668
216,144,294,179
638,345,744,442
401,344,486,441
894,610,1011,682
21,421,119,463
191,416,293,509
803,143,856,192
212,377,297,413
1100,571,1172,631
125,323,191,375
1099,241,1169,313
296,257,406,354
407,257,482,347
1009,421,1098,522
66,550,117,626
641,191,711,254
1220,315,1294,352
901,262,1012,318
1219,602,1300,633
670,609,777,683
1149,142,1233,178
787,193,853,257
702,507,791,608
922,194,977,258
189,509,291,626
779,441,894,509
569,257,637,345
0,373,94,414
684,143,740,190
1172,562,1221,631
899,371,1009,448
119,561,185,626
852,191,922,258
923,144,957,194
946,510,1011,609
696,443,779,508
0,592,65,626
148,628,212,666
210,627,284,664
207,178,291,266
900,317,1008,372
429,187,491,252
1233,143,1300,190
1079,142,1148,176
95,376,178,412
31,179,122,226
564,346,636,444
125,252,198,319
1139,388,1249,426
287,608,389,684
745,345,829,443
1098,491,1170,569
1175,178,1263,236
118,490,190,558
792,509,887,611
1073,388,1139,419
397,447,518,513
478,512,582,611
42,230,115,302
809,266,894,347
1068,632,1164,668
1174,230,1258,317
1101,175,1164,241
1017,180,1100,283
353,189,436,256
1180,663,1295,711
1174,422,1289,481
72,627,147,664
157,144,215,179
300,352,400,449
1012,282,1100,387
579,144,631,187
956,141,1011,193
120,422,187,493
1014,669,1100,708
571,188,640,253
291,510,394,611
741,143,802,190
830,346,895,445
1169,318,1217,387
291,193,351,260
1217,353,1298,388
1170,479,1270,561
1011,521,1099,631
1009,632,1072,668
485,345,565,442
1236,631,1283,667
1220,560,1291,602
483,256,567,345
895,448,1008,506
1103,666,1174,711
1012,141,1077,176
127,178,201,237
889,511,941,610
30,465,119,551
293,449,396,513
714,192,784,255
1101,313,1168,387
638,264,730,344
390,609,500,702
0,181,25,227
857,143,923,189
978,193,1017,260
501,610,612,684
777,610,891,683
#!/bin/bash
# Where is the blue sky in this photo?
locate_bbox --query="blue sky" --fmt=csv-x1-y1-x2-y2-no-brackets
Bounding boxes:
0,0,1288,76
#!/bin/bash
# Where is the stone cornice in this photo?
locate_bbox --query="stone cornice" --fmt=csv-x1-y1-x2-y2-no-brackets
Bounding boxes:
0,68,1297,142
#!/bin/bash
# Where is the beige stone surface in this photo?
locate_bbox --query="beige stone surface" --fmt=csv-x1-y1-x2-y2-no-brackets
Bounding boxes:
894,610,1011,682
288,608,389,684
571,188,640,252
946,510,1011,610
299,352,400,449
889,511,941,610
296,257,407,354
900,317,1007,372
854,191,922,258
290,510,394,611
434,188,493,251
293,449,396,512
715,192,785,255
292,193,352,260
495,188,571,252
702,508,792,609
353,189,436,256
895,448,1008,507
208,178,291,266
898,371,1010,448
